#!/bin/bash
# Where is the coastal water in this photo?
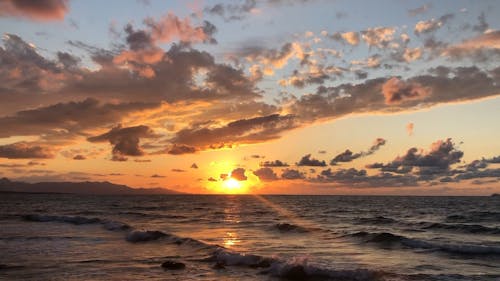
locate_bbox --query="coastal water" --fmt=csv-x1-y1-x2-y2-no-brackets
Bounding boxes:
0,194,499,280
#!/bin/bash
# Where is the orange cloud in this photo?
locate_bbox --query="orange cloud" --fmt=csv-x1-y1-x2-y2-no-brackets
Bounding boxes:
382,77,431,105
0,0,68,21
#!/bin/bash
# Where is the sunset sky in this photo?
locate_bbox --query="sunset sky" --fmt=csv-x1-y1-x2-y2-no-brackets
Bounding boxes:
0,0,499,195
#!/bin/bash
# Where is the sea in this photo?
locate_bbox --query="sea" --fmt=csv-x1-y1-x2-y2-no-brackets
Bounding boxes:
0,194,499,281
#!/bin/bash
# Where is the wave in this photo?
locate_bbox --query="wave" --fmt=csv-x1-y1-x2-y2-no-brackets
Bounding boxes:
355,216,396,225
22,214,130,231
419,222,500,234
125,230,168,242
446,211,500,223
348,231,500,255
273,222,311,233
23,213,385,280
206,248,384,281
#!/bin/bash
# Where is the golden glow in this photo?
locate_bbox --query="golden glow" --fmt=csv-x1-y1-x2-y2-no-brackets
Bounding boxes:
220,177,248,194
225,178,241,189
222,231,240,248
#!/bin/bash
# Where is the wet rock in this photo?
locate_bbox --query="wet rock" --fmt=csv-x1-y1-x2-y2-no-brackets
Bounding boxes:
212,261,225,269
161,260,186,270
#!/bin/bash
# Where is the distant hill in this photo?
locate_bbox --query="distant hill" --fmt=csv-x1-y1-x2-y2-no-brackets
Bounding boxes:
0,177,183,195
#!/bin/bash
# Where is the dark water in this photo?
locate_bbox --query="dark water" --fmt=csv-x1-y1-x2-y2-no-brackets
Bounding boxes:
0,194,499,280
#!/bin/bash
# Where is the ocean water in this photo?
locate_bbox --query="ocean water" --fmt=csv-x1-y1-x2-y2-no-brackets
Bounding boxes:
0,194,499,281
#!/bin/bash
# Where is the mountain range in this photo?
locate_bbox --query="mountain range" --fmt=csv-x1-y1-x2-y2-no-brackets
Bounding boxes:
0,177,182,195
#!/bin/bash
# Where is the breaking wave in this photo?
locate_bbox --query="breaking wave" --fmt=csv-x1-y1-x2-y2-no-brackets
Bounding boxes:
348,231,500,255
22,214,131,231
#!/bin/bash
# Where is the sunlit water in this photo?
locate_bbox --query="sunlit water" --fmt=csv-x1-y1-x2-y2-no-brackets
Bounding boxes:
1,194,499,280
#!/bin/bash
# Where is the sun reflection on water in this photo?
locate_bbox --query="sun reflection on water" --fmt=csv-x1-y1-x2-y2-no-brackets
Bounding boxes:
222,231,240,248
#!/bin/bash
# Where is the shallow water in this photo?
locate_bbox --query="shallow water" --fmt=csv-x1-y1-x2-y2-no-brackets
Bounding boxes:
1,194,499,280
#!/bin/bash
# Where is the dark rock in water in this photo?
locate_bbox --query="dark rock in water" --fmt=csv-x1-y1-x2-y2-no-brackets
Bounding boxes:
282,265,308,280
212,261,225,269
161,260,186,270
126,230,167,242
492,193,500,197
275,223,308,233
249,258,272,268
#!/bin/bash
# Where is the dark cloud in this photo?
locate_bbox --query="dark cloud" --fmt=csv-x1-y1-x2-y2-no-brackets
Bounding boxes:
408,4,431,16
230,168,247,181
170,114,297,150
0,0,68,21
260,160,289,167
171,169,186,172
204,0,257,21
208,177,217,182
330,138,386,165
330,150,361,165
486,156,500,164
443,31,500,62
253,167,278,181
72,155,86,160
151,174,165,178
472,12,489,33
367,138,463,176
87,125,157,161
281,169,305,180
314,168,419,187
166,144,197,155
0,97,157,139
191,163,198,169
56,51,80,69
297,154,326,167
0,142,55,159
289,66,499,123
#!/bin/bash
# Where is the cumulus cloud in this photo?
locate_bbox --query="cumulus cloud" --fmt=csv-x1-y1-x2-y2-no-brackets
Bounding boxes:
361,27,395,48
415,19,443,34
297,154,326,166
0,0,68,21
281,169,305,180
166,144,197,155
145,13,216,44
236,42,305,76
230,168,247,181
314,167,419,187
87,125,157,161
73,155,86,160
382,77,431,105
260,160,289,167
341,31,360,45
414,14,453,35
0,142,55,159
367,138,463,176
253,167,278,181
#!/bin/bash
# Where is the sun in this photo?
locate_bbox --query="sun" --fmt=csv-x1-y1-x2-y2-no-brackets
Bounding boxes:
223,178,242,191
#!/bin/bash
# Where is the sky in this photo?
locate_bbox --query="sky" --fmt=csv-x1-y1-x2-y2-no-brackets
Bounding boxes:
0,0,499,195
